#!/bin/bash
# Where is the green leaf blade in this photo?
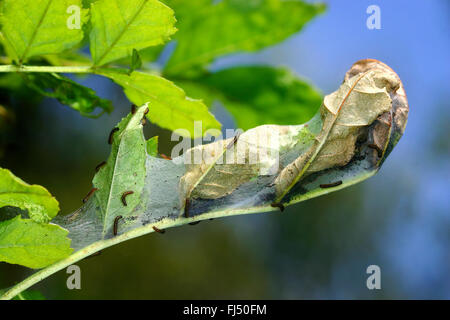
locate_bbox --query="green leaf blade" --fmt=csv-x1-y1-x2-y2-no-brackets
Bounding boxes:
24,73,113,116
0,168,59,223
89,0,177,66
164,0,325,76
0,216,72,269
99,70,221,137
92,104,149,237
182,66,323,130
0,0,88,63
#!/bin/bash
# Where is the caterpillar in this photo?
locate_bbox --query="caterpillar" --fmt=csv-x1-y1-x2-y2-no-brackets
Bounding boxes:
113,215,123,236
108,127,119,145
227,133,241,149
270,202,285,212
82,188,98,203
121,191,134,206
85,251,102,259
184,198,190,218
160,154,172,160
141,108,149,126
368,143,383,157
152,226,165,234
95,161,106,172
319,181,343,188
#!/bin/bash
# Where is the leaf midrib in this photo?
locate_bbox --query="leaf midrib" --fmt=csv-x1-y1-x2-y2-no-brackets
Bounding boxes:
99,130,127,237
94,0,148,66
19,0,53,64
98,107,145,237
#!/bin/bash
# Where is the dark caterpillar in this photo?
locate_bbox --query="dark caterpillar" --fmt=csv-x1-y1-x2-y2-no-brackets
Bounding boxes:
368,143,383,157
121,191,134,206
113,215,123,236
160,154,172,160
184,198,190,218
82,188,98,203
95,161,106,172
152,226,165,234
227,133,241,149
270,202,285,212
319,181,343,188
108,127,119,144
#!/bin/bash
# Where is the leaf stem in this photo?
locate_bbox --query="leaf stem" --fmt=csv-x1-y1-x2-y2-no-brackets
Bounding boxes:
0,65,93,73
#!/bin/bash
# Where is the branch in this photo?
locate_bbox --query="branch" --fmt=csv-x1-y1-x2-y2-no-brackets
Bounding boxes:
0,65,92,73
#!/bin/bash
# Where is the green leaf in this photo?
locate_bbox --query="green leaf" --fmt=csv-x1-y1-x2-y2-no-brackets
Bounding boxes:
146,136,159,156
0,0,88,63
92,104,149,238
24,73,113,116
98,70,221,137
0,168,59,223
129,49,143,74
89,0,177,66
164,0,326,76
0,216,72,269
83,0,98,7
180,66,323,130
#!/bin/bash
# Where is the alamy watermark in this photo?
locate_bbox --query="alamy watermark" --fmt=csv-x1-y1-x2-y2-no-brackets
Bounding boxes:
366,265,381,290
66,265,81,290
366,5,381,30
67,5,82,30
